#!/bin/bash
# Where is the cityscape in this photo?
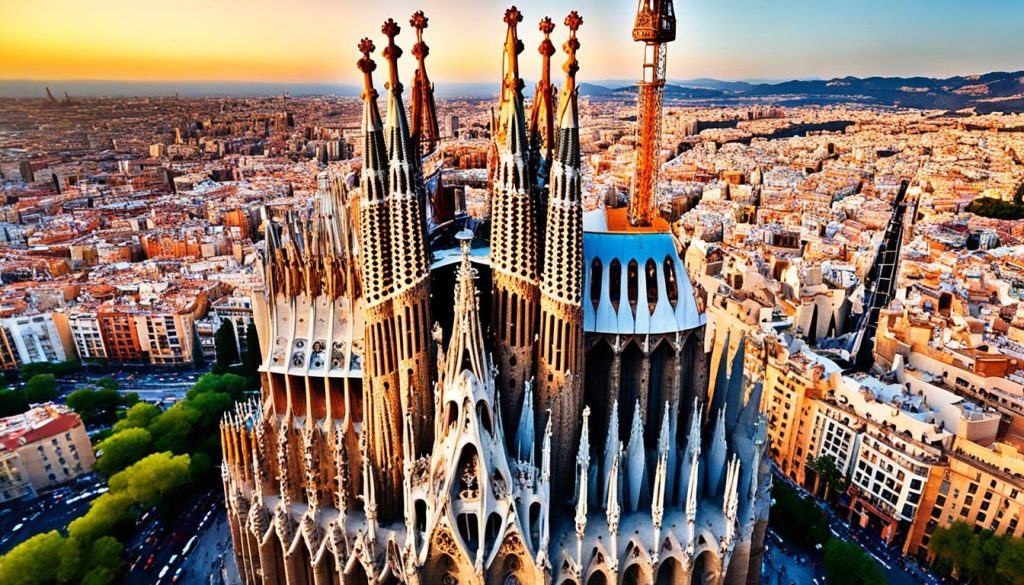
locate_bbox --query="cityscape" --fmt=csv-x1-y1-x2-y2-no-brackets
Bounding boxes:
1,1,1023,585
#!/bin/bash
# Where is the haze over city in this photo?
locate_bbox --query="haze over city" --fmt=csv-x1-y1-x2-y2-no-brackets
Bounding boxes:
2,0,1023,89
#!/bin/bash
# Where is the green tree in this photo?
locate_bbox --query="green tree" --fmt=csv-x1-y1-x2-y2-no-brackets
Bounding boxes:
83,536,124,580
0,531,72,585
187,372,247,401
67,387,123,425
112,402,160,433
106,452,191,508
68,492,134,544
807,454,847,502
929,522,1024,584
823,539,886,585
148,402,200,454
94,377,118,392
24,373,58,404
94,428,152,478
243,320,261,369
213,320,240,371
769,481,829,549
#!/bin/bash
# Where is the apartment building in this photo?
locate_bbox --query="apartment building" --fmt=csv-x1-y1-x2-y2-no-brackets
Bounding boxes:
0,312,73,365
0,404,95,502
66,310,107,360
905,438,1024,559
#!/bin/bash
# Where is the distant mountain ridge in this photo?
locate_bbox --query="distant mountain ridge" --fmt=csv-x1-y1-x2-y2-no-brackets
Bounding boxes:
587,71,1024,113
4,71,1024,112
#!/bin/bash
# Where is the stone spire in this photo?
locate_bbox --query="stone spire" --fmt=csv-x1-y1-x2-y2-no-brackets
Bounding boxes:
409,10,440,157
651,405,670,560
356,36,403,521
679,397,702,507
602,399,620,504
538,412,553,560
491,5,540,442
356,37,394,307
574,406,590,568
707,406,728,496
514,378,535,462
529,16,557,238
382,17,434,455
443,230,489,385
536,10,585,498
626,399,646,512
605,440,622,574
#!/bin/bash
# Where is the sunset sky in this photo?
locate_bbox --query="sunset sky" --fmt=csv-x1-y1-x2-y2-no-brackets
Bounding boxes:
2,0,1022,85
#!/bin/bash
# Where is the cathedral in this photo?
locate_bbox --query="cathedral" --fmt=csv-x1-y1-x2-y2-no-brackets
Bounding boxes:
219,3,771,584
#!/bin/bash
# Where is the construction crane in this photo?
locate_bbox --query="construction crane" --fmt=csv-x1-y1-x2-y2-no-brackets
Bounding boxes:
628,0,676,227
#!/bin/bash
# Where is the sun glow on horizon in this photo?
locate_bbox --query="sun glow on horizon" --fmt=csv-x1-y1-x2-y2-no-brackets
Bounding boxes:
2,0,1022,85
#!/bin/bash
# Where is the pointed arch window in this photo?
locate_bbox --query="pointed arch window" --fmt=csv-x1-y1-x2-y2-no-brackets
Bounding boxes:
609,259,622,311
645,258,659,315
590,258,603,310
663,256,679,309
627,259,639,317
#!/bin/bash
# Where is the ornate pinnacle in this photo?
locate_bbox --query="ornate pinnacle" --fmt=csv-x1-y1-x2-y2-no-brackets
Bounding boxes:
538,17,556,59
503,6,525,95
504,5,523,26
563,11,582,80
357,38,378,100
382,18,403,94
410,10,430,60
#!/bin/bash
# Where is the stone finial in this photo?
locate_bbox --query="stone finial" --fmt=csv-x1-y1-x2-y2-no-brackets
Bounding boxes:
381,18,403,94
357,38,378,100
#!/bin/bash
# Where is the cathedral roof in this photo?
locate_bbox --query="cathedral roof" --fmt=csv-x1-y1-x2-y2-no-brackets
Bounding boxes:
582,209,705,335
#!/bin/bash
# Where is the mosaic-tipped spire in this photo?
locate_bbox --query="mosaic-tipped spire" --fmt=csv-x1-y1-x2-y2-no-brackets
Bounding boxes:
529,16,557,195
357,38,388,205
444,230,488,385
409,11,440,156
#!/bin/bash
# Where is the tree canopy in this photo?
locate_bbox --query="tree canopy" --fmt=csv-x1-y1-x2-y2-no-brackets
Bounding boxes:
24,373,58,404
213,320,240,372
769,481,830,549
94,428,152,478
930,521,1024,585
823,539,886,585
66,387,135,426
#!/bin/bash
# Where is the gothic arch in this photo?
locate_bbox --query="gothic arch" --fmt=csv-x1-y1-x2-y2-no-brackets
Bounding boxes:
689,549,722,585
655,556,684,585
621,539,653,584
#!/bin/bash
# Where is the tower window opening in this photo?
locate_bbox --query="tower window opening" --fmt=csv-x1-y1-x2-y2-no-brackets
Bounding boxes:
645,258,658,315
663,256,679,308
609,259,622,311
627,259,639,317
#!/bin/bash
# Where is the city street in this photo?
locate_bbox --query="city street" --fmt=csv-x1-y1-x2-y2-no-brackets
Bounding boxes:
122,490,225,585
0,473,107,555
61,368,204,406
768,472,944,585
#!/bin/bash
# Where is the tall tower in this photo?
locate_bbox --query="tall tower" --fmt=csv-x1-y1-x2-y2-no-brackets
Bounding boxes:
529,16,557,257
628,0,676,227
381,18,434,455
491,5,540,441
355,38,403,521
409,11,440,159
537,11,585,497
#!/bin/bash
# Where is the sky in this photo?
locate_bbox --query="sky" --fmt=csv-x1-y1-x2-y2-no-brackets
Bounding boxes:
1,0,1022,87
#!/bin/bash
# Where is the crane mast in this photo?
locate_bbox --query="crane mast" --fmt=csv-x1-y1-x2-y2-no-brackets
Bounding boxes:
628,0,676,227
